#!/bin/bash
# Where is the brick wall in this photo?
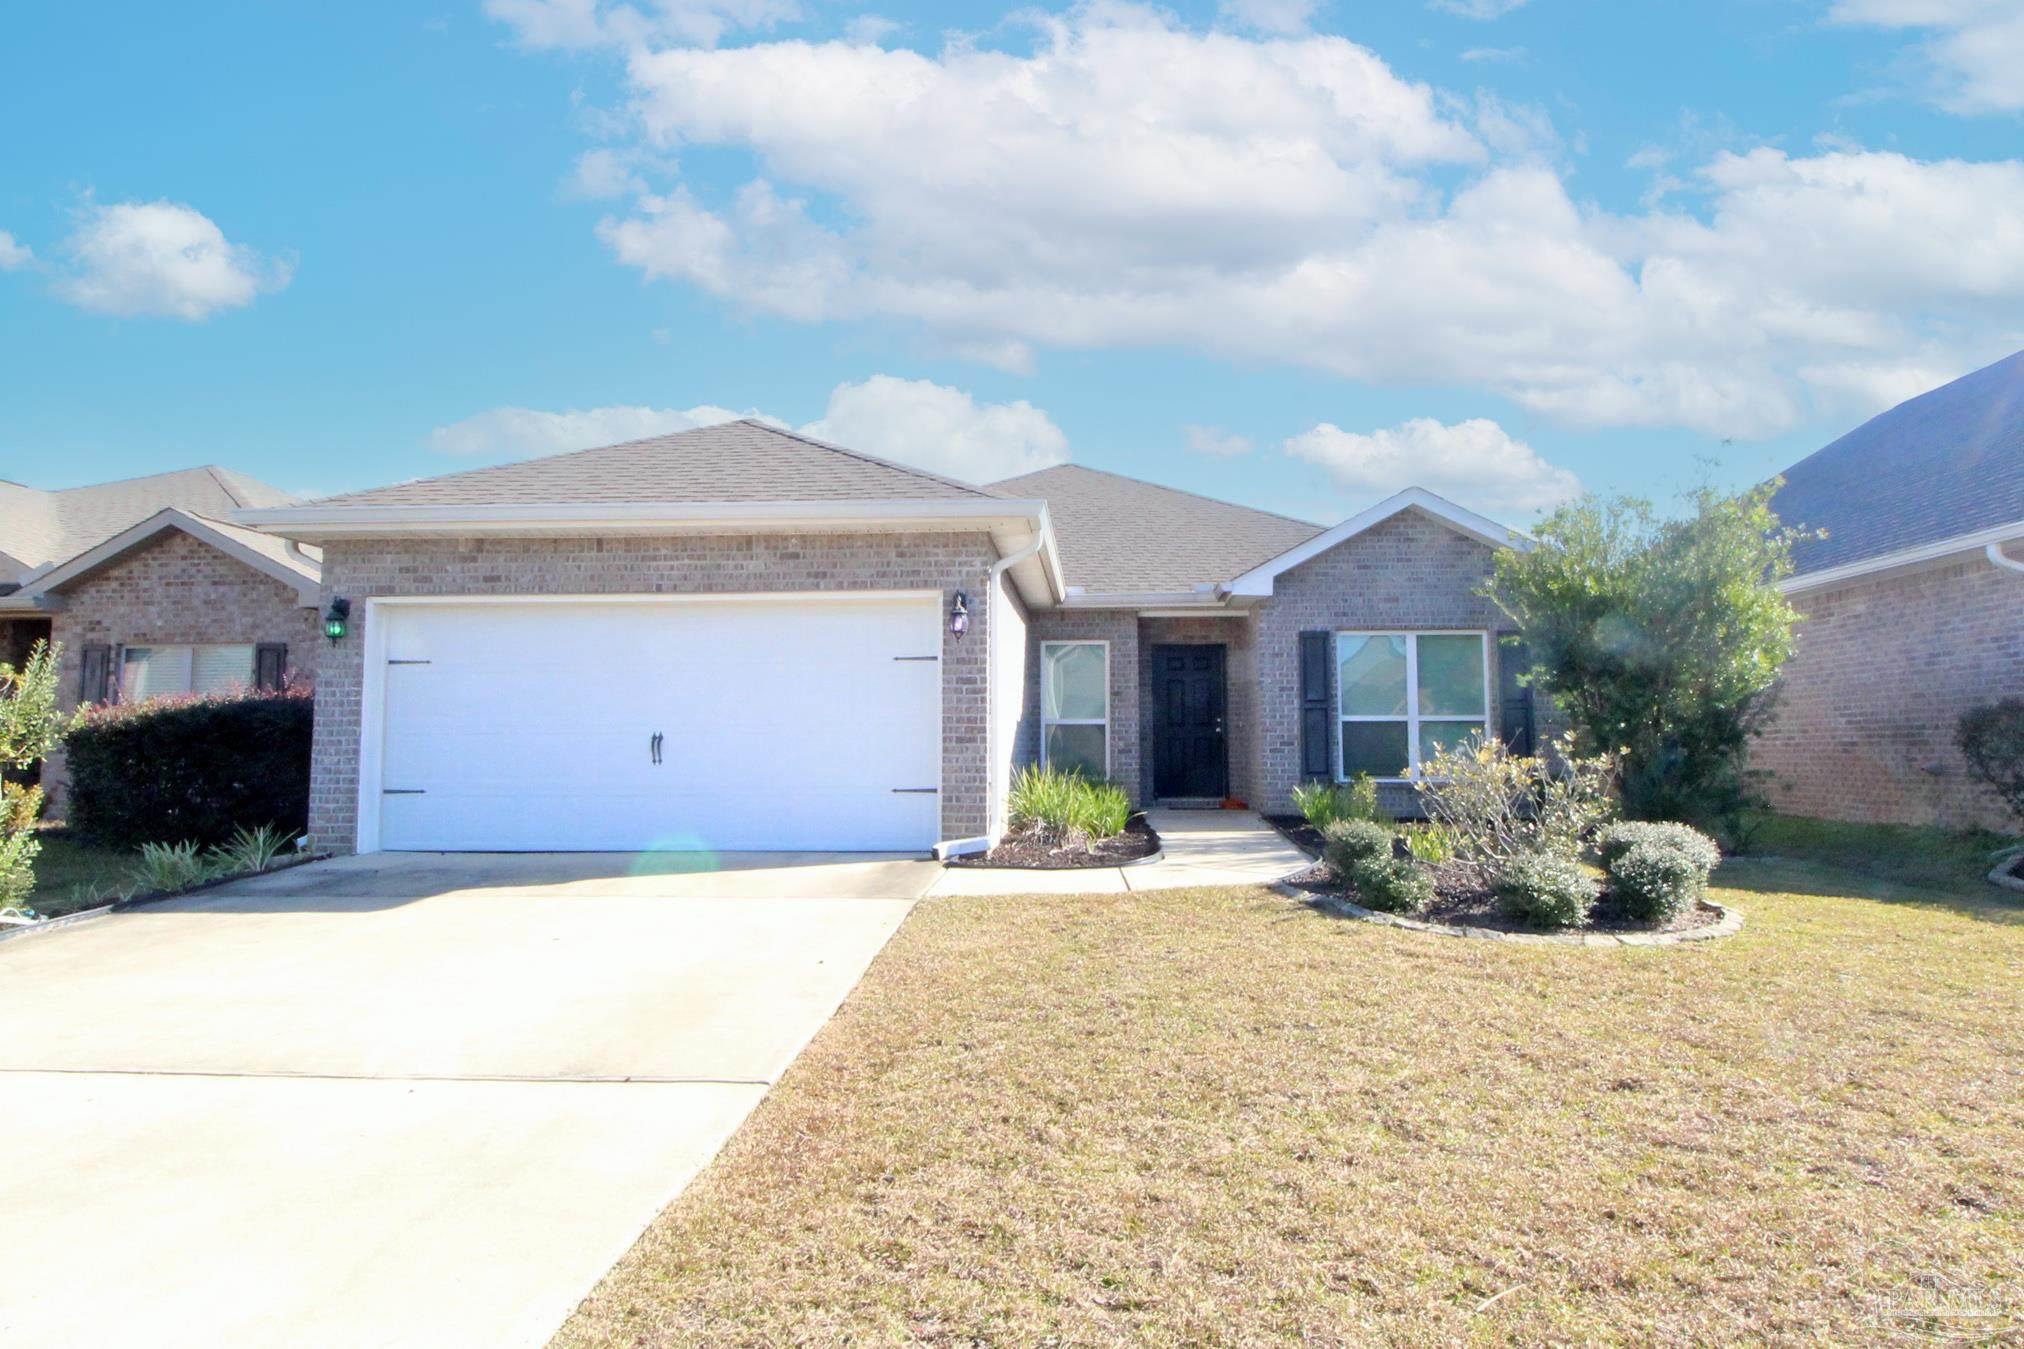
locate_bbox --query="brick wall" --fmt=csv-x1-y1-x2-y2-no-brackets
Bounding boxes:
1752,549,2024,831
311,531,997,852
1139,614,1258,805
1252,511,1511,815
1027,609,1141,803
41,529,319,811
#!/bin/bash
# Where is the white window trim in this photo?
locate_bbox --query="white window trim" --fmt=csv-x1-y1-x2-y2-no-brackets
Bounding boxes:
1334,630,1491,784
1040,639,1110,778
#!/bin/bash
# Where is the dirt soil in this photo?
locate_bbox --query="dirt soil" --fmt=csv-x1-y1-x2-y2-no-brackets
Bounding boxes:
947,815,1161,870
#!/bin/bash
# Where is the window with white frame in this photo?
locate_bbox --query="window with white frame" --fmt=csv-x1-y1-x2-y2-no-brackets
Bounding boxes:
1335,631,1488,781
1040,640,1109,779
119,644,257,702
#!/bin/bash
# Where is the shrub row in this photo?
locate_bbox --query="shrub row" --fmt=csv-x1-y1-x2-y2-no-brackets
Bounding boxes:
65,687,313,850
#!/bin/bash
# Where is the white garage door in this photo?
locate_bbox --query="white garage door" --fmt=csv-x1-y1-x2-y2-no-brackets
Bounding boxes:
370,595,942,852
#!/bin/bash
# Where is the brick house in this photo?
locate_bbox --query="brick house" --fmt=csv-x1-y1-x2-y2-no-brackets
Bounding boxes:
1754,349,2024,832
0,469,320,810
238,421,1540,856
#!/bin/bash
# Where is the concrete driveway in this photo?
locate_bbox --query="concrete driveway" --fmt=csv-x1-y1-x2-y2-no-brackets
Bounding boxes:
0,850,938,1348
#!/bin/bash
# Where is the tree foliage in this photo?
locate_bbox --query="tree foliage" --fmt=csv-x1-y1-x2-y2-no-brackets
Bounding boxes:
1488,482,1809,828
1956,698,2024,828
1,641,63,909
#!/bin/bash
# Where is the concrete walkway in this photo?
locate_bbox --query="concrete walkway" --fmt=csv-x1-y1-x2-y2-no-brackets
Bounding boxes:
927,809,1309,896
0,851,938,1349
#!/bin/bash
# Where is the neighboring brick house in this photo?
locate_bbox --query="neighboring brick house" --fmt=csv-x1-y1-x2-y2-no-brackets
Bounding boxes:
237,421,1539,856
0,468,317,810
1755,349,2024,832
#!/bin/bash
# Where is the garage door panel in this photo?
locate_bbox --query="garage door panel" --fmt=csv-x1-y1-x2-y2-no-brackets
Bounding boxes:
373,597,941,852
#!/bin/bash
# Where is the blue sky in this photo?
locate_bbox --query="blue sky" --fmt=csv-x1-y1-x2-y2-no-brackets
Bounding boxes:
3,0,2020,524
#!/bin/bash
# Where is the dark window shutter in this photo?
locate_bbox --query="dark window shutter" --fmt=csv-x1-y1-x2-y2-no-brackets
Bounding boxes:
1496,636,1536,756
255,643,288,691
1298,630,1333,780
79,644,112,705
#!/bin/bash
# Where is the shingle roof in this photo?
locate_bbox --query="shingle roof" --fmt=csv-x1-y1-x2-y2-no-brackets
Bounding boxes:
310,419,1001,508
992,464,1322,594
1775,349,2024,575
0,466,298,588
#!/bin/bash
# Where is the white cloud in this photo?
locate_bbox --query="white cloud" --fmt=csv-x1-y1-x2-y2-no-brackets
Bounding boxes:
427,402,762,456
1183,424,1254,456
843,14,902,44
0,231,32,270
1430,0,1527,17
560,4,2024,439
803,375,1066,483
564,147,644,199
57,201,289,320
484,0,799,50
1830,0,2024,114
1459,45,1525,62
1285,417,1580,517
1218,0,1319,35
431,375,1066,483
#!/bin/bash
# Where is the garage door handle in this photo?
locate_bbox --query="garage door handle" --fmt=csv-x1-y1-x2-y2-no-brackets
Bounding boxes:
650,732,663,765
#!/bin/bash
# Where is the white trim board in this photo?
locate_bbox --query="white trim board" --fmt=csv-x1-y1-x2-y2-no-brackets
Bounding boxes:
1225,488,1530,598
12,508,321,608
1779,520,2024,594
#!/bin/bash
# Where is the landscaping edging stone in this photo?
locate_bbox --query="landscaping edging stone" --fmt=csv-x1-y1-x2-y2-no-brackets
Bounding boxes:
0,852,333,946
0,903,118,945
1989,855,2024,894
1273,881,1743,947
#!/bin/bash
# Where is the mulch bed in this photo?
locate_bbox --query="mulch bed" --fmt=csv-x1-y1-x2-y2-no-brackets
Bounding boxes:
947,814,1161,870
1269,817,1723,936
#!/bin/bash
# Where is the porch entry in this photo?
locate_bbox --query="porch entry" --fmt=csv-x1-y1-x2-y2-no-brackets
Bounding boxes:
1151,644,1227,801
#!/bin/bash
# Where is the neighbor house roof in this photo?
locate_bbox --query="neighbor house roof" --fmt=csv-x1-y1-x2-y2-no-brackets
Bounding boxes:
309,420,1001,508
990,464,1323,595
0,466,299,591
1774,348,2024,577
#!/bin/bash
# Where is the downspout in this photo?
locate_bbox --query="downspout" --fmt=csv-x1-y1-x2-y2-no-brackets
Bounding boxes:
949,530,1050,859
1988,541,2024,575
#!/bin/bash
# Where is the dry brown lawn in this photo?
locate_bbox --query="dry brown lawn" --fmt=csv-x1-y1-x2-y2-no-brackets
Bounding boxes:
556,851,2024,1347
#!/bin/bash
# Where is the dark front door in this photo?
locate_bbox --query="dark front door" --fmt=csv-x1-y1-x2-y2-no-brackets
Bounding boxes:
1152,644,1227,800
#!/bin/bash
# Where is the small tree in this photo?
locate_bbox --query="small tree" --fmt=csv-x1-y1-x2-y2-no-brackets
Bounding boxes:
0,642,63,910
1957,698,2024,829
1489,482,1809,829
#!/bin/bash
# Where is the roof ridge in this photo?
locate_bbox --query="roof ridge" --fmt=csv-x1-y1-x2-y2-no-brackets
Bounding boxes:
311,418,1000,506
739,419,1000,498
999,462,1321,529
49,465,219,495
203,465,249,509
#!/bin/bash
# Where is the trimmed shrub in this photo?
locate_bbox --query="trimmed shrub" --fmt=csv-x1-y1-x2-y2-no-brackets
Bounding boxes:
1957,698,2024,826
1347,853,1435,915
65,687,313,851
1292,775,1388,831
1596,821,1721,872
1608,840,1708,922
1322,818,1393,878
1007,764,1131,843
1493,851,1599,928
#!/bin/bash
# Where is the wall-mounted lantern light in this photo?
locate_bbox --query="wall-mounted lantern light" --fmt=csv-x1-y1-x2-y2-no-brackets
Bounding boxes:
949,591,970,640
323,596,352,644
